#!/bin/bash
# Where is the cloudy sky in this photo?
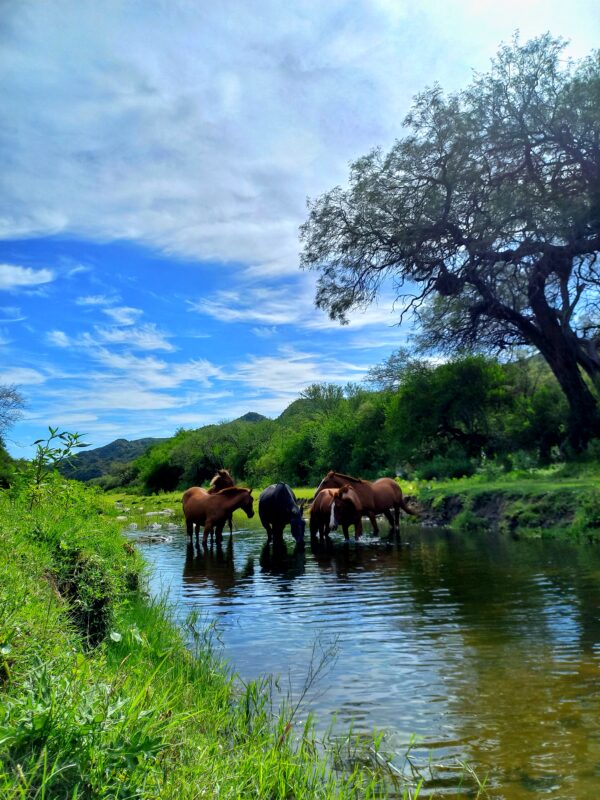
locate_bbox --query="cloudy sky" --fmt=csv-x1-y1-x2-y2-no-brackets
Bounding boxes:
1,0,599,456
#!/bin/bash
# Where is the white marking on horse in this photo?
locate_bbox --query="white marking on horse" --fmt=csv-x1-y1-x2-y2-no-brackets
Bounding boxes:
329,501,338,531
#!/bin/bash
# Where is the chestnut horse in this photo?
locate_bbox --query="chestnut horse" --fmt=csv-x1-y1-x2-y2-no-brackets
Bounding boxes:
315,470,416,536
182,486,254,547
309,488,337,543
330,485,363,540
208,469,235,533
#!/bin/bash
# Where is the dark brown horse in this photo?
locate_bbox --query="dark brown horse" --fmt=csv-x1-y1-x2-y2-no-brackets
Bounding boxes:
208,469,235,533
182,485,254,547
315,470,416,536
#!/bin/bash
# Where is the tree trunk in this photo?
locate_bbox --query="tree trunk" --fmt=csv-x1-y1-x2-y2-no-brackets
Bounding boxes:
537,340,600,451
527,265,600,451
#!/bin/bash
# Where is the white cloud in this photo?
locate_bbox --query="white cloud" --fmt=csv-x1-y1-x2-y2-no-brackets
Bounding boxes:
102,306,143,325
1,1,596,268
0,306,26,322
0,367,46,385
47,330,70,347
189,280,399,331
76,294,116,306
94,323,174,351
0,264,54,291
252,326,278,339
227,345,368,398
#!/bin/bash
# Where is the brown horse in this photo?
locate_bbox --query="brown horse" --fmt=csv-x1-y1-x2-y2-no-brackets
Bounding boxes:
182,485,254,547
315,470,416,536
309,488,338,543
208,469,235,533
331,485,363,540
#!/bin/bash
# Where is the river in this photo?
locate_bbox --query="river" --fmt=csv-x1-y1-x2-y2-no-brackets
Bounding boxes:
135,524,600,799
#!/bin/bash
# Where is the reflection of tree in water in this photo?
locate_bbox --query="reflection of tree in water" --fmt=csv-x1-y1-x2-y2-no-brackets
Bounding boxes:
182,539,254,598
397,530,600,799
259,540,305,593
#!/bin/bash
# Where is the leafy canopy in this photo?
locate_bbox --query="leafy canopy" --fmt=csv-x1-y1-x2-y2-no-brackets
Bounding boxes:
301,34,600,445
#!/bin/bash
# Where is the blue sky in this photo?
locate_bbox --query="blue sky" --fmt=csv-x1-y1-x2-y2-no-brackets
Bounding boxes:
1,0,599,456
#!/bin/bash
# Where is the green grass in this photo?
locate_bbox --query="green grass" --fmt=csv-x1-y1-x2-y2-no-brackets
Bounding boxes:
414,464,600,538
0,476,426,799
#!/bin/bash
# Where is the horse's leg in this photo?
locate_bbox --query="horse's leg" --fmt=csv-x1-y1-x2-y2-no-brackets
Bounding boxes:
228,515,233,535
354,518,363,540
383,509,396,536
216,522,225,547
342,523,350,541
368,512,379,535
202,523,212,548
186,519,193,539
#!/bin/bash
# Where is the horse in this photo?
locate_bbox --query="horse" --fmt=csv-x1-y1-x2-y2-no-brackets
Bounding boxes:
182,485,254,547
258,483,306,545
208,468,235,534
309,488,338,543
314,470,417,536
330,484,363,540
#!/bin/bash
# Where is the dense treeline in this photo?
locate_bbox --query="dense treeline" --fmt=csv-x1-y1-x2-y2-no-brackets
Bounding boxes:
93,353,587,494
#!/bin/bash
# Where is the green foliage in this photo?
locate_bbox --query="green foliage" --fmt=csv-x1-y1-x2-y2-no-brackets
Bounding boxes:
60,356,597,493
12,427,90,509
0,473,410,799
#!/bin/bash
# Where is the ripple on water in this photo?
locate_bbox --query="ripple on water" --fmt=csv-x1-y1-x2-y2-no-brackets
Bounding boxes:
134,526,600,800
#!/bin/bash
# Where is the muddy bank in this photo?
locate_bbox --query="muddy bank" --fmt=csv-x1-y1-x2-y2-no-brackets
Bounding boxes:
412,482,600,539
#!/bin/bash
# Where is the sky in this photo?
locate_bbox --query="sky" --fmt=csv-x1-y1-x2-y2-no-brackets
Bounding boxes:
1,0,599,457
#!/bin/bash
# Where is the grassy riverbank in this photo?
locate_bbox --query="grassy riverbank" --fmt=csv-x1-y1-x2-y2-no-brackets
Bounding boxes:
110,462,600,541
0,478,410,799
415,463,600,539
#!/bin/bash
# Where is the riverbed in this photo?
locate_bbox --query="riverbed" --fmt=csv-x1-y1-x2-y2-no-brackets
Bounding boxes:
135,524,600,798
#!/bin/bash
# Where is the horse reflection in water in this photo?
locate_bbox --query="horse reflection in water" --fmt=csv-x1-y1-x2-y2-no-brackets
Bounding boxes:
182,538,254,598
259,539,306,592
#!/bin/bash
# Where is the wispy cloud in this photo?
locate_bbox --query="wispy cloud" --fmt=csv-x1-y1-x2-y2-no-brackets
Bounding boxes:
48,322,174,352
2,1,595,268
0,264,54,291
189,282,398,331
0,367,46,385
102,306,143,326
0,306,26,322
76,294,116,307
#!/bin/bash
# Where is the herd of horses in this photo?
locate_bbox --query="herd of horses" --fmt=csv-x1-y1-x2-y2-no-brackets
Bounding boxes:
182,469,417,548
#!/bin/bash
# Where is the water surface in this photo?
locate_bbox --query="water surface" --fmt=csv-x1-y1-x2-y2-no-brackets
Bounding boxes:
135,525,600,799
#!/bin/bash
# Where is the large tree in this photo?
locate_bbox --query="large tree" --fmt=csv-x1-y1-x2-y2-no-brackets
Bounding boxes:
300,35,600,449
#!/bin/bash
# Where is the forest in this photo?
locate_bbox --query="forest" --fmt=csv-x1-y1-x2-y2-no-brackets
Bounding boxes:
84,351,590,495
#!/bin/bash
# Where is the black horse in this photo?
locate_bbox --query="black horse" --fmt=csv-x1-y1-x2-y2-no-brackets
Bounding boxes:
258,483,306,545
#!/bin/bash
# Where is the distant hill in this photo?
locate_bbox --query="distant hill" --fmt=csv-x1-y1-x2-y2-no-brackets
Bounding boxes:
236,412,267,423
58,437,166,482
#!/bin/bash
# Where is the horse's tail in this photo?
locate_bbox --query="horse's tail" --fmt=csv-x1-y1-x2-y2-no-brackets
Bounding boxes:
399,495,419,516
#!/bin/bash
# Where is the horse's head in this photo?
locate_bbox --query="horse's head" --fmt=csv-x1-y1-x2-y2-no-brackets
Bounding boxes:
210,468,235,492
331,485,357,529
290,507,306,544
315,470,340,495
240,489,255,518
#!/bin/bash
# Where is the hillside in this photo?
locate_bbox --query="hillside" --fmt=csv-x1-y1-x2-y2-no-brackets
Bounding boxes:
58,437,166,481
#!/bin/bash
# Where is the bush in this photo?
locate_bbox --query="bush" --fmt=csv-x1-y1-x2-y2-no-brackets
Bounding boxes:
414,451,476,480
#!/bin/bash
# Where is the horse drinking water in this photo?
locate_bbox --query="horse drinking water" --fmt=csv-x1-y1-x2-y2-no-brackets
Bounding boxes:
258,483,306,546
182,486,254,547
315,470,416,537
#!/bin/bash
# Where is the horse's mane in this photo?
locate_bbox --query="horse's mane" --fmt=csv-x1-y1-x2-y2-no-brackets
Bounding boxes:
330,471,364,484
210,469,232,487
215,485,250,495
